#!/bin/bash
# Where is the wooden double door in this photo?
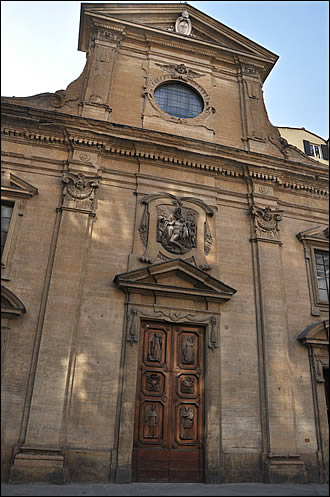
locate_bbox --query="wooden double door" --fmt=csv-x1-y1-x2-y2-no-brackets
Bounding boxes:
132,321,204,482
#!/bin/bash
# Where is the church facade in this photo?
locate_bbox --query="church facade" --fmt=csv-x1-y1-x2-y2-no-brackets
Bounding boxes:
1,3,328,485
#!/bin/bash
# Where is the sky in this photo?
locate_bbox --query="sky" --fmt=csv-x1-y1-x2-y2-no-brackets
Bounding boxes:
1,1,329,139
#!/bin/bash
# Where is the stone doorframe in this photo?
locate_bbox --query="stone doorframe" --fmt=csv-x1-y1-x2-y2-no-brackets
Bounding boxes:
297,319,329,483
113,258,236,484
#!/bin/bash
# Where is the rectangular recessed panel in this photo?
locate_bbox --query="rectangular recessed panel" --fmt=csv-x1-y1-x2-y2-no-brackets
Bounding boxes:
169,450,203,482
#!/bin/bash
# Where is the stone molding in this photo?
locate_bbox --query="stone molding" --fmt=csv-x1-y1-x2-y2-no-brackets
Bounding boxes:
297,226,329,316
136,193,215,269
114,258,236,304
125,304,220,349
1,286,26,318
144,72,215,126
2,124,328,198
297,319,329,483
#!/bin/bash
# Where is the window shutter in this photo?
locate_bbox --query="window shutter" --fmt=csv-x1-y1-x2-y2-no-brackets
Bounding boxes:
303,140,312,155
321,144,329,160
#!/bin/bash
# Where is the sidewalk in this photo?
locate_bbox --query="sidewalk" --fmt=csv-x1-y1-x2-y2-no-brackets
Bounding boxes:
1,482,329,496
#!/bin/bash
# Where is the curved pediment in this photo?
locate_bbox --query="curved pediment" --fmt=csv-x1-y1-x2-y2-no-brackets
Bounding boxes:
1,286,26,318
297,319,329,346
114,258,236,304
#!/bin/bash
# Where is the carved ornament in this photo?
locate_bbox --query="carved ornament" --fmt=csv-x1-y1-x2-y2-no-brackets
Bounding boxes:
124,304,221,349
157,205,198,255
175,10,192,36
250,205,283,241
62,172,100,212
138,193,214,269
156,63,203,80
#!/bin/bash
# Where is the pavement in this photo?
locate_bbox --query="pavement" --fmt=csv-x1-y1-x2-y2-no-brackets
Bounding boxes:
1,482,329,496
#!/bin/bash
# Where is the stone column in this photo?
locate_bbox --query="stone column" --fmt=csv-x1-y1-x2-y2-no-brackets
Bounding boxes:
249,204,306,483
10,171,100,483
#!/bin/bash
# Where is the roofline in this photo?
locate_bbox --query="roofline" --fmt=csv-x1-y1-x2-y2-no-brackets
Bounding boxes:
277,126,327,142
78,2,278,82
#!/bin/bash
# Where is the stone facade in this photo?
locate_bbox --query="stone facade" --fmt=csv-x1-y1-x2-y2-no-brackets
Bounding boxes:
1,2,328,485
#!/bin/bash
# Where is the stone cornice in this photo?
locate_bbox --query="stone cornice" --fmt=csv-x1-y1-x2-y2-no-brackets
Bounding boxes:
1,103,328,198
81,11,274,63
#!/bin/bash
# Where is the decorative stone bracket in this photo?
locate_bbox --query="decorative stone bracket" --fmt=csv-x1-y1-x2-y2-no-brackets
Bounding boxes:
250,205,283,244
61,171,101,213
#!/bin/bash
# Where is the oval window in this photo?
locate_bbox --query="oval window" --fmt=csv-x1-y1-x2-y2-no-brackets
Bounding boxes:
154,82,204,119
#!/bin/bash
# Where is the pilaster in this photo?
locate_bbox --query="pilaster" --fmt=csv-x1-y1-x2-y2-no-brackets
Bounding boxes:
10,171,100,483
249,199,307,483
80,23,124,120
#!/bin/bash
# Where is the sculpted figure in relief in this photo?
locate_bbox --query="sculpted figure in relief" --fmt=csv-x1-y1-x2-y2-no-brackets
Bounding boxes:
145,404,158,439
157,206,197,254
182,335,195,364
147,333,162,362
181,406,194,439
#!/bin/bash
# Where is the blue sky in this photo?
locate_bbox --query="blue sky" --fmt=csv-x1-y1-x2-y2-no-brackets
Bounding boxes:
1,1,329,139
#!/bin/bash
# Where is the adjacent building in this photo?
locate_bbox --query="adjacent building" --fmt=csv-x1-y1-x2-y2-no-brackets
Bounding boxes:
278,127,329,166
1,2,328,485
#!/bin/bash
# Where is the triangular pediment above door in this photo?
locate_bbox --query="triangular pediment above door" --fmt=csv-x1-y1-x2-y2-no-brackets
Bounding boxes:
114,258,236,304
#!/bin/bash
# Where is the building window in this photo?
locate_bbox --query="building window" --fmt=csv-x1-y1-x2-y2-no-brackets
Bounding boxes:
1,202,14,257
303,140,329,160
154,82,204,119
1,171,38,279
310,144,322,159
314,250,329,303
297,226,329,316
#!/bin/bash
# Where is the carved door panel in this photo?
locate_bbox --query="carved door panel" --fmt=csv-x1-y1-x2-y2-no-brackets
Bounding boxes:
133,321,204,482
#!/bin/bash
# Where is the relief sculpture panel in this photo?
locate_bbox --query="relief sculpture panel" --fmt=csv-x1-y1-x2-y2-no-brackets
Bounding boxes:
157,205,198,254
180,406,194,440
178,332,198,369
147,333,162,362
135,193,215,271
140,402,163,443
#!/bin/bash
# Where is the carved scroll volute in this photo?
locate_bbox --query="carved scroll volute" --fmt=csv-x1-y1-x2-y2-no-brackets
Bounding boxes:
250,205,283,241
139,203,149,248
127,308,139,342
208,316,218,349
62,172,100,212
204,217,213,255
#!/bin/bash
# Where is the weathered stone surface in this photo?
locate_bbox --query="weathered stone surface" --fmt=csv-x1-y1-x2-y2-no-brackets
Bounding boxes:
1,2,328,485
